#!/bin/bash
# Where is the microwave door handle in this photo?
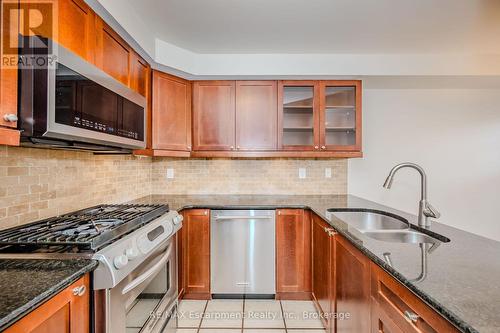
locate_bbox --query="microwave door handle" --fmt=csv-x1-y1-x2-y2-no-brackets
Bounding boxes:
122,243,173,295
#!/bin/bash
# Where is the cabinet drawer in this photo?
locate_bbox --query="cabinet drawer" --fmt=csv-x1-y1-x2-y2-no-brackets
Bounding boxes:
371,264,459,333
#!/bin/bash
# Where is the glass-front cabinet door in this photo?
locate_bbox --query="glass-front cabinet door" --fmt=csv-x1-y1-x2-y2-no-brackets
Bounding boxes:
320,81,361,151
278,81,320,150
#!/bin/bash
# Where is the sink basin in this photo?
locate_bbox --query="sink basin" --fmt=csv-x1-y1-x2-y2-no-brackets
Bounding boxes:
330,210,409,231
362,230,440,245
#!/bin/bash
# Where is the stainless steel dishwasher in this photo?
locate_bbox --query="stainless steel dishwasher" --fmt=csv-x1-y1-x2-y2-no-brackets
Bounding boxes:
210,210,275,297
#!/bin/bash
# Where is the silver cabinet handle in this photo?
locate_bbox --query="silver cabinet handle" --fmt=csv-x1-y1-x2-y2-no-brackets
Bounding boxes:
122,244,172,294
404,310,419,323
3,114,18,122
215,216,273,220
72,285,86,296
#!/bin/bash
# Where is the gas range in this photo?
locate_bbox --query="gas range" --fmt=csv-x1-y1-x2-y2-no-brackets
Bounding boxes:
0,204,183,289
0,204,171,253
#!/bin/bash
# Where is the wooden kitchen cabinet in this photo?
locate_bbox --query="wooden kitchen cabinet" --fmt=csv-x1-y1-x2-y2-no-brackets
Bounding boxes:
371,263,460,333
278,80,320,151
5,274,90,333
276,209,311,299
319,81,362,151
95,18,131,86
130,51,150,97
192,81,236,151
311,214,335,330
235,81,278,150
179,209,211,299
57,0,96,63
335,234,371,333
152,71,191,153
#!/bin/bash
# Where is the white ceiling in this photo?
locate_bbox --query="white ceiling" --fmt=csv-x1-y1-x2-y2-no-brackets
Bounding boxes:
117,0,500,54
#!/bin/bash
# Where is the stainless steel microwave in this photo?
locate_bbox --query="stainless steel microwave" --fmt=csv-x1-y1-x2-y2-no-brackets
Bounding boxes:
18,37,147,153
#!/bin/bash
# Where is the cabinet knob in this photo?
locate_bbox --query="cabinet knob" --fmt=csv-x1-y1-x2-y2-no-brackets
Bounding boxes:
72,285,86,297
204,210,208,215
321,146,326,150
187,146,192,150
314,146,319,149
277,211,281,215
3,114,18,122
404,310,419,323
230,146,234,150
236,146,240,150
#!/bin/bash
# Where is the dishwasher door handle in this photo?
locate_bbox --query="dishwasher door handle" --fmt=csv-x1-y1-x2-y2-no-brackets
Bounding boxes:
214,216,273,220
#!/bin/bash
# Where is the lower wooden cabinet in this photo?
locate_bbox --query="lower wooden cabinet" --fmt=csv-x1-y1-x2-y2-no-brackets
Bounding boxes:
275,209,311,299
5,274,90,333
371,264,459,333
179,209,211,299
335,235,371,333
311,214,335,330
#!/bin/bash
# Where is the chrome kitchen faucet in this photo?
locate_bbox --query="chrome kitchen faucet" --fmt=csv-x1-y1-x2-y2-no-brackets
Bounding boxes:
383,162,440,229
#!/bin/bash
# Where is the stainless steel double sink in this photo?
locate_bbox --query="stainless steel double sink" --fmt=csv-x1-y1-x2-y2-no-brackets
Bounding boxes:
328,209,449,247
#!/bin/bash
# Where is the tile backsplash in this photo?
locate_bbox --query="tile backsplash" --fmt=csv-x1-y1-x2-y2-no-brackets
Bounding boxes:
151,158,347,195
0,146,347,229
0,146,152,229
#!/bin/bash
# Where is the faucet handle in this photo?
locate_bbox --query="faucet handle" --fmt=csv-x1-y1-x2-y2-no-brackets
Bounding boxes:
424,202,440,219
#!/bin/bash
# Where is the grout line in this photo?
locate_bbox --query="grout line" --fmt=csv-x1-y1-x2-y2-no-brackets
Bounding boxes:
279,300,288,332
196,300,209,333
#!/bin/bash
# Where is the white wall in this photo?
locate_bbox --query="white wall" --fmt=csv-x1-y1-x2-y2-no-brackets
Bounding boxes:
348,87,500,241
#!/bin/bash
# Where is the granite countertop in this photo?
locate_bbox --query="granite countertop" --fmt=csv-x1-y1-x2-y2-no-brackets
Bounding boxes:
0,259,98,331
131,194,500,333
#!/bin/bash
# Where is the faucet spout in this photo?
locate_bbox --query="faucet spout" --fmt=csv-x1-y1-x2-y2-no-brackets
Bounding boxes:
382,162,439,229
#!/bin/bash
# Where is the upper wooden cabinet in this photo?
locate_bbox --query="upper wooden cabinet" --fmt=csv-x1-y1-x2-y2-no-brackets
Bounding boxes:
130,52,150,97
152,71,191,151
236,81,278,150
278,81,320,151
278,80,362,153
5,274,90,333
95,18,131,86
319,81,362,151
57,0,96,63
193,81,236,151
276,209,311,299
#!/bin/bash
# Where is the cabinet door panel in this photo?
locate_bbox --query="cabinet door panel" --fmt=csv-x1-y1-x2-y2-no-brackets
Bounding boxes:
335,235,371,333
319,80,362,152
193,81,235,150
312,215,332,328
181,209,211,298
130,52,149,97
278,81,320,151
95,18,131,85
153,72,191,151
236,81,277,150
5,274,89,333
276,209,311,297
58,0,95,63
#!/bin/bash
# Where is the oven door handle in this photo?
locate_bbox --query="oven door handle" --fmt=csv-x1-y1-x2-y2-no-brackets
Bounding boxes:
122,243,173,295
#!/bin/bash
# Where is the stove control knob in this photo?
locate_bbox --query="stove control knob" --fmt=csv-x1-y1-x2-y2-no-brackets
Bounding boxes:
173,215,183,225
113,254,128,270
126,247,139,261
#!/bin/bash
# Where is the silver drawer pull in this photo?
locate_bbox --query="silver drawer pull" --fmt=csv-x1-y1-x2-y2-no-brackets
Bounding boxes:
215,216,272,220
72,285,86,297
404,310,419,323
3,114,18,122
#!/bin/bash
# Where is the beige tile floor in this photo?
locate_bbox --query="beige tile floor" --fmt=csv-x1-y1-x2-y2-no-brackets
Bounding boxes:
175,299,325,333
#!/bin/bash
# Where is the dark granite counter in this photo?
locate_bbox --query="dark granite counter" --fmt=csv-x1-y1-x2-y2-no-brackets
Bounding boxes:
131,194,500,333
0,259,98,331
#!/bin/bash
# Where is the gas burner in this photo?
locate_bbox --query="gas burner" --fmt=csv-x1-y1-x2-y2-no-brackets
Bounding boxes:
0,204,169,252
123,206,154,213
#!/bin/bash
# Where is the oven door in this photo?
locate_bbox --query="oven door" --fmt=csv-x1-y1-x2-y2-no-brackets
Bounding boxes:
106,237,177,333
